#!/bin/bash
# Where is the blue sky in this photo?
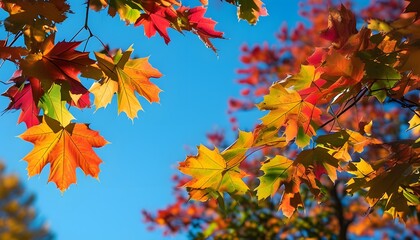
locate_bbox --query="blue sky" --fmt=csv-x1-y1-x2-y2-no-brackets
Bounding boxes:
0,1,300,239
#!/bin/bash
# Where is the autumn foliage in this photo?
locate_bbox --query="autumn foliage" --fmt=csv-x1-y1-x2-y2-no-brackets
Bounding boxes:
1,0,420,238
177,0,420,219
143,0,420,238
0,0,266,191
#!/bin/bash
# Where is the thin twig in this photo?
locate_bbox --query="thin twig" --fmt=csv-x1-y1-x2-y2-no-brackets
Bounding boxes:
319,87,369,130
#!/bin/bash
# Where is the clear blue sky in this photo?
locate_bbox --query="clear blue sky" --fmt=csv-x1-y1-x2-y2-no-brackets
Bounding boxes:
0,1,300,239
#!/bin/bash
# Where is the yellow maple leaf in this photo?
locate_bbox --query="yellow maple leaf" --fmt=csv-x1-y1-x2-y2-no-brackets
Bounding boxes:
179,131,253,201
179,145,248,201
408,111,420,135
90,46,162,120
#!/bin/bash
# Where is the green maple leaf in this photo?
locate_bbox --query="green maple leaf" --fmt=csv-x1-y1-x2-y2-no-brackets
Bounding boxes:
39,83,74,127
283,65,318,91
256,155,294,200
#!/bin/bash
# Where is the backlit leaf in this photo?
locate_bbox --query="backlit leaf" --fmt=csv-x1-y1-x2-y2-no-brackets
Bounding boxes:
365,61,401,102
19,117,108,191
257,83,321,147
2,80,41,128
134,5,173,44
179,145,249,201
283,65,318,91
346,158,375,194
108,0,141,24
346,130,382,153
39,83,74,127
226,0,267,24
256,155,294,200
408,111,420,134
20,34,95,89
222,130,253,167
90,46,162,119
176,6,224,52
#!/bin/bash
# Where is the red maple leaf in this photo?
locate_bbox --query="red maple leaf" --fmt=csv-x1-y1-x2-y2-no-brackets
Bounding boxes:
20,34,95,86
67,79,91,109
135,5,175,44
2,77,42,128
178,6,224,52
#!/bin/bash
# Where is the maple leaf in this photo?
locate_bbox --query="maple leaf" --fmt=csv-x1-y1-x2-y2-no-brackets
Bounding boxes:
108,0,141,24
252,125,287,148
384,191,412,219
316,131,352,161
0,40,28,61
320,4,357,48
221,131,253,167
365,163,412,207
134,5,174,44
316,130,350,149
346,142,420,219
321,50,365,82
399,47,420,77
179,145,249,201
279,176,303,218
282,65,319,91
2,0,69,28
257,83,321,147
19,117,108,191
89,46,162,120
226,0,267,24
346,130,382,153
39,83,75,127
359,48,401,102
179,131,253,200
2,80,41,128
346,158,375,194
177,6,224,52
295,147,340,182
2,0,70,47
255,155,294,200
408,111,420,135
364,60,401,102
66,79,91,109
257,160,319,218
367,19,393,33
20,34,95,89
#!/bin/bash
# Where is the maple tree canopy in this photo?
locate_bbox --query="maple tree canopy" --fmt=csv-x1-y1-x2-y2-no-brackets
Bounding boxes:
177,1,420,223
0,0,420,236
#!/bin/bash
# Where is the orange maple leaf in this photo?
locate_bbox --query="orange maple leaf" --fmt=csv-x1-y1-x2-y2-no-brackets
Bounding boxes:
257,83,322,147
19,117,108,192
